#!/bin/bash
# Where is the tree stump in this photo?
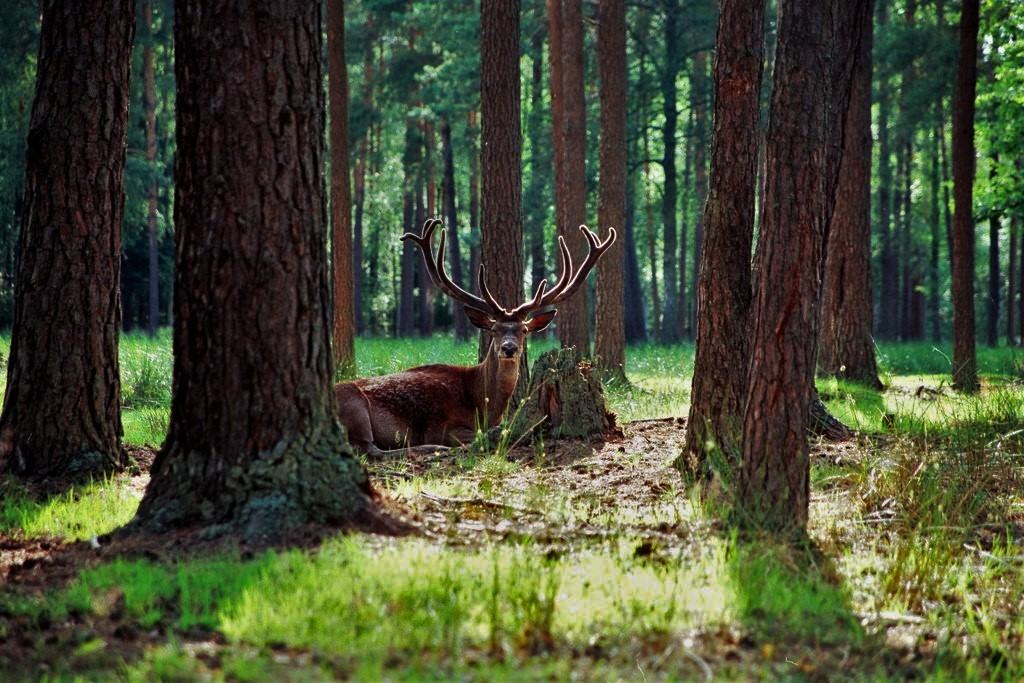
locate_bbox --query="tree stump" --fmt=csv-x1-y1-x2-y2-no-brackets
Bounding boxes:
508,348,616,440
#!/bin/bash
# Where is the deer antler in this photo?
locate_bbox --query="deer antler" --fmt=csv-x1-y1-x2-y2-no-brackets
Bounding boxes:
513,225,616,315
401,218,509,317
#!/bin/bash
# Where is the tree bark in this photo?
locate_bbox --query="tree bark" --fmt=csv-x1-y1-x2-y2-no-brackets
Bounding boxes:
479,0,524,350
0,0,133,480
328,0,355,377
526,29,550,309
468,110,481,300
550,0,589,352
623,185,648,343
950,0,979,391
682,0,765,479
398,122,418,337
1010,212,1018,345
739,0,868,533
143,0,160,337
819,0,881,389
420,122,436,336
441,120,469,341
132,0,378,541
875,1,897,339
659,0,681,343
988,210,1000,348
594,0,627,380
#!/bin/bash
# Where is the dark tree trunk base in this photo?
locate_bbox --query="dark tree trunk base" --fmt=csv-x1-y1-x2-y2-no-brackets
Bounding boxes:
128,429,394,544
510,348,616,441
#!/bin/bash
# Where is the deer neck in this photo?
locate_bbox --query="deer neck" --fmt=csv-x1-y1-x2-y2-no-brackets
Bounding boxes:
473,349,520,427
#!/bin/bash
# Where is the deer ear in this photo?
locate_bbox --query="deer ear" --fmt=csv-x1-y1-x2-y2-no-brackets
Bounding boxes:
525,309,557,333
464,306,495,330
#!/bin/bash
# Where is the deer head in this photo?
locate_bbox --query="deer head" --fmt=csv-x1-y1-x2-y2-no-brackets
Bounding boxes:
401,218,617,363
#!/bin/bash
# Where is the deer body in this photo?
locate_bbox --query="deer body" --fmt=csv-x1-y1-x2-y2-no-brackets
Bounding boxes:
336,219,615,459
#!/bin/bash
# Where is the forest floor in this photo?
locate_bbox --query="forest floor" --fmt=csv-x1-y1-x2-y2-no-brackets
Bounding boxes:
1,334,1024,681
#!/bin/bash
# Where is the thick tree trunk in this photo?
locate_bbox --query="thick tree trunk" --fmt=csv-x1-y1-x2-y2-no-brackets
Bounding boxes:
659,0,681,343
739,0,868,533
144,0,160,337
328,0,355,377
682,0,765,479
950,0,979,392
441,120,469,341
550,0,589,352
0,0,133,480
479,0,524,351
819,0,881,387
594,0,627,381
132,0,378,541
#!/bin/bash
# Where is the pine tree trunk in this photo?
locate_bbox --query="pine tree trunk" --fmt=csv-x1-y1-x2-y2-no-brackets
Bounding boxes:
682,0,765,478
950,0,979,391
1010,213,1018,345
0,0,134,480
739,0,868,533
328,0,356,377
623,189,648,342
420,121,436,336
526,30,550,312
988,211,1000,347
690,50,709,338
819,0,881,388
550,0,589,352
398,122,418,337
144,0,160,337
876,1,897,339
929,122,942,341
468,110,481,297
659,0,681,343
595,0,627,381
132,0,379,541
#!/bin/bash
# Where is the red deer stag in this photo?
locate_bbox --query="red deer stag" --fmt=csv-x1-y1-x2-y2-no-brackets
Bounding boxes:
335,218,616,459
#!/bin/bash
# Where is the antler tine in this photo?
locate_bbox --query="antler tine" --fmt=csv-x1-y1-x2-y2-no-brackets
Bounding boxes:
538,225,617,308
533,235,574,306
401,218,492,313
476,264,512,316
508,278,548,318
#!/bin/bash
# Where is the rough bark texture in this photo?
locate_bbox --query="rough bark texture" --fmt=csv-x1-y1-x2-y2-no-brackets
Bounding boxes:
479,0,524,330
131,0,377,542
739,0,867,533
682,0,765,479
594,0,627,381
819,0,881,388
441,120,469,341
144,0,160,337
510,349,615,441
950,0,979,392
551,0,589,352
0,0,133,480
328,0,356,377
659,0,681,343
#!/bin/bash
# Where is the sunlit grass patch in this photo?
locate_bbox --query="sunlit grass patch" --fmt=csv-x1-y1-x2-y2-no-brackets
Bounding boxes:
0,476,142,540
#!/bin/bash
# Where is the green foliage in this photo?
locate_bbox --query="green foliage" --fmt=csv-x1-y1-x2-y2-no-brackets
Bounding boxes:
0,477,141,541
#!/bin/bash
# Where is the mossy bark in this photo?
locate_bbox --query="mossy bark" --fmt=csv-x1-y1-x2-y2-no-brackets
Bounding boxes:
510,348,614,441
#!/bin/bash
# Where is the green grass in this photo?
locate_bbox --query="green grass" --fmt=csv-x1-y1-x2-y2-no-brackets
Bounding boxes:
3,333,1024,679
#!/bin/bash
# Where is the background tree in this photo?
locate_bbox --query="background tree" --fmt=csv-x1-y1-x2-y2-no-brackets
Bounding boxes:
682,0,765,479
950,0,980,391
658,0,681,343
739,0,868,532
132,0,377,540
143,0,160,337
0,0,134,479
819,0,882,389
595,0,627,381
329,0,356,377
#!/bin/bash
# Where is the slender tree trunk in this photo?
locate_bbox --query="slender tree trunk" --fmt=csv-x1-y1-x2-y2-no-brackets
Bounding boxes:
677,120,691,340
682,0,765,478
950,0,979,392
144,0,160,337
988,211,1000,347
328,0,355,377
479,0,524,360
526,34,550,322
623,189,647,342
132,0,380,540
929,121,942,341
441,120,469,341
415,185,432,335
819,0,880,387
899,147,914,340
595,0,627,380
468,111,481,289
659,0,681,343
739,0,868,532
420,121,436,335
690,50,709,338
398,181,416,337
1009,212,1018,345
353,152,365,335
550,0,589,351
0,0,134,480
876,2,896,339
